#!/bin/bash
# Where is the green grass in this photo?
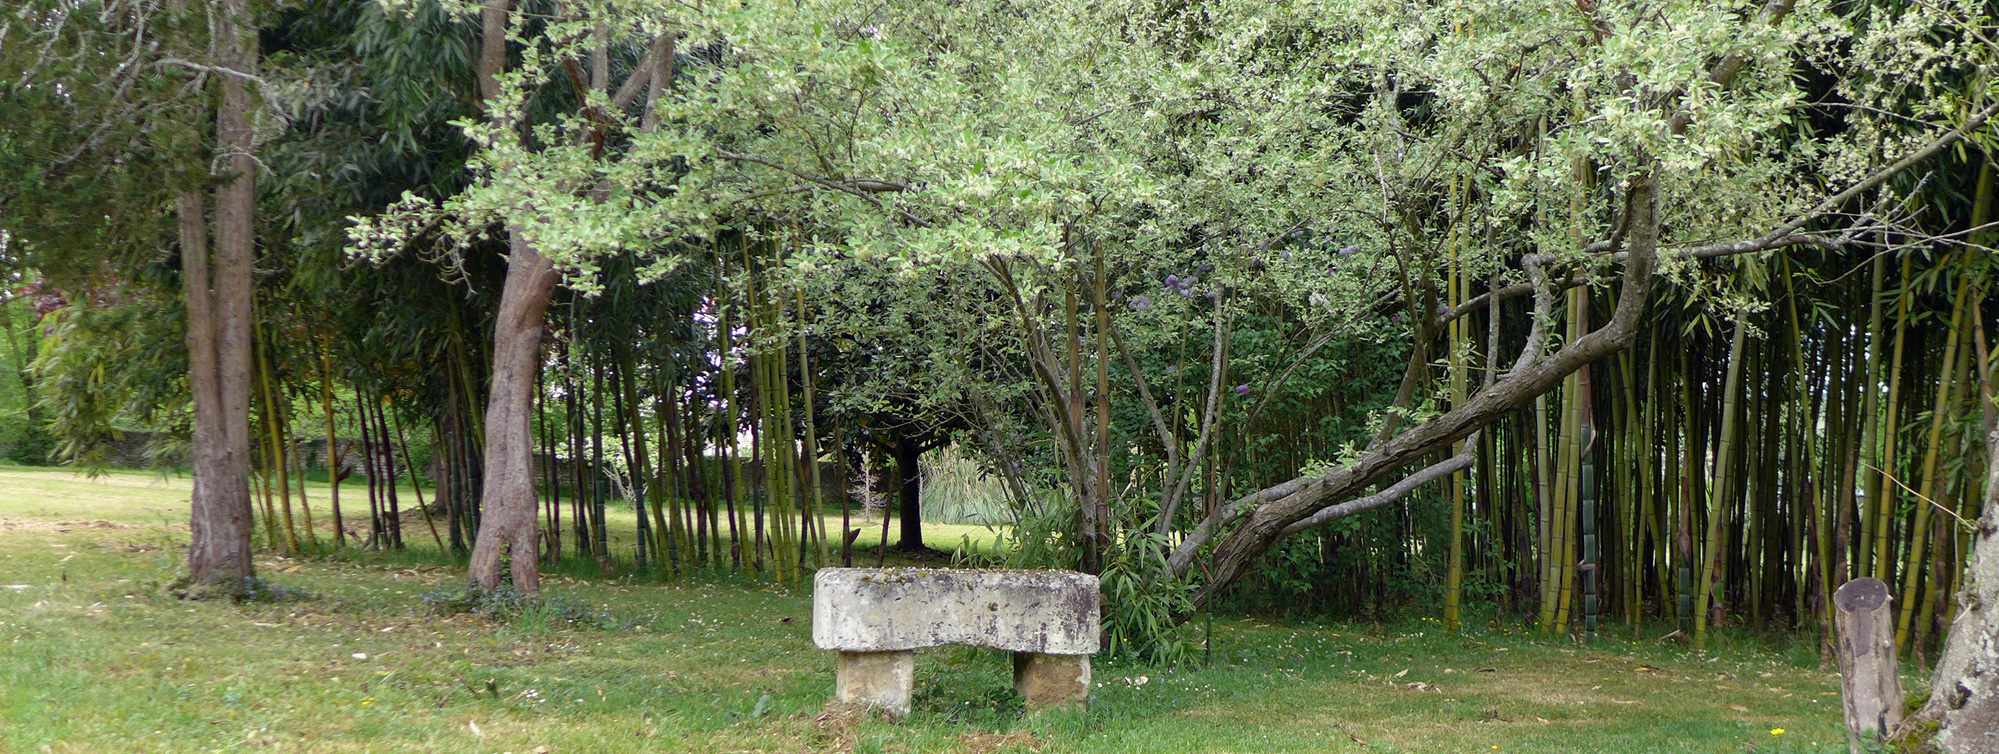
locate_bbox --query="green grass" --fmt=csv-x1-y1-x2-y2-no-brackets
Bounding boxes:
0,464,1002,558
0,466,1866,753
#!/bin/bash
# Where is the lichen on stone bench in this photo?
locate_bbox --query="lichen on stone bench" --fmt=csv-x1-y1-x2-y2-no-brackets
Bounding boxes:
811,567,1100,716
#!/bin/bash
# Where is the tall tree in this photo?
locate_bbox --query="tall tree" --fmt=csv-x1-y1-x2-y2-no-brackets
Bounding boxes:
180,0,261,591
1,0,263,591
353,0,683,593
456,0,559,594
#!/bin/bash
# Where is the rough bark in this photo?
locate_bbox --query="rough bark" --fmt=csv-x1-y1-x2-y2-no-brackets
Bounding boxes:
476,0,508,104
467,233,560,593
1920,417,1999,751
182,0,258,592
180,189,253,591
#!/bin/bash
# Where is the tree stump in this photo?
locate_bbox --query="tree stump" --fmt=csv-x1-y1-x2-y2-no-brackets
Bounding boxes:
1835,577,1904,753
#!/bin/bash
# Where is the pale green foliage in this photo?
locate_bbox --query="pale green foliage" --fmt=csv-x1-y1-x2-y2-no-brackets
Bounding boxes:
349,0,1996,315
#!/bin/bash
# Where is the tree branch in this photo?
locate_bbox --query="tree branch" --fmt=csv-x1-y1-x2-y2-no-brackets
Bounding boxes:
1280,433,1479,536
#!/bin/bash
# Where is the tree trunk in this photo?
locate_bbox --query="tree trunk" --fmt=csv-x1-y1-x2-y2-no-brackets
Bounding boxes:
180,188,254,591
1918,333,1999,751
896,434,923,552
467,234,560,593
462,0,562,593
182,0,258,591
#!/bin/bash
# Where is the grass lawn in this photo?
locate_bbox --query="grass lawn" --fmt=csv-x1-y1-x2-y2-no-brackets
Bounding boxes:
1,466,1868,753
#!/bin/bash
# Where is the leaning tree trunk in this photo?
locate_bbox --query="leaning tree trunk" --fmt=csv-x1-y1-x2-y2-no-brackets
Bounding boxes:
182,0,258,591
1179,173,1661,602
467,233,560,593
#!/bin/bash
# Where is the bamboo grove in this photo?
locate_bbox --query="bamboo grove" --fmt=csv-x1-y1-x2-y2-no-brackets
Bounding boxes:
1223,244,1999,663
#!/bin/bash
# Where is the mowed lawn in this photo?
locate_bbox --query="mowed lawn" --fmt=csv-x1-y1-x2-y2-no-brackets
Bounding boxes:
0,466,1865,753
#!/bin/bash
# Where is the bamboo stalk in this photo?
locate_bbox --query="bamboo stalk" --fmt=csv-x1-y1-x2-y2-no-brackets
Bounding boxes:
1444,171,1468,631
389,400,444,553
1895,275,1971,649
254,319,298,556
797,289,829,570
1871,256,1915,582
1695,320,1749,648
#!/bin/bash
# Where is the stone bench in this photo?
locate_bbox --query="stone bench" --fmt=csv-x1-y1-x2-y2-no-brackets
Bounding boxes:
811,568,1100,716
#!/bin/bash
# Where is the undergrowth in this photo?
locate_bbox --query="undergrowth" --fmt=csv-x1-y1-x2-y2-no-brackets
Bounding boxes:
418,582,633,631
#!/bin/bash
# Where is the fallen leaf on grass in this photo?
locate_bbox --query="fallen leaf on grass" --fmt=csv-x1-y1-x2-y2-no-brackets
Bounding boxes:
1725,704,1749,712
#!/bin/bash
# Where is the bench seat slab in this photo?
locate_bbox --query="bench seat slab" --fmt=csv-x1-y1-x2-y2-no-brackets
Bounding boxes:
812,568,1100,655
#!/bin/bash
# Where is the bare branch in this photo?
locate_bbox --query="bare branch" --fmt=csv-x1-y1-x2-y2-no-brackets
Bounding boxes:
1158,292,1229,532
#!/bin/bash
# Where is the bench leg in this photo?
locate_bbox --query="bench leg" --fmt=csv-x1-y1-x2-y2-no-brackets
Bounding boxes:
835,650,914,716
1012,652,1090,710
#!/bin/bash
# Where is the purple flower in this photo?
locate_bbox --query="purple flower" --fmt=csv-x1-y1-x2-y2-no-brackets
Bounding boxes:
1182,274,1197,287
1391,314,1404,324
1234,384,1251,396
1280,251,1293,261
1129,296,1152,312
1165,274,1179,286
1179,286,1196,297
1437,303,1449,317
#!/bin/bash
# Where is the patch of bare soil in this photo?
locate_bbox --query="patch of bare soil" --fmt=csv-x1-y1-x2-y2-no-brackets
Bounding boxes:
959,730,1043,754
809,702,870,751
0,518,144,533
